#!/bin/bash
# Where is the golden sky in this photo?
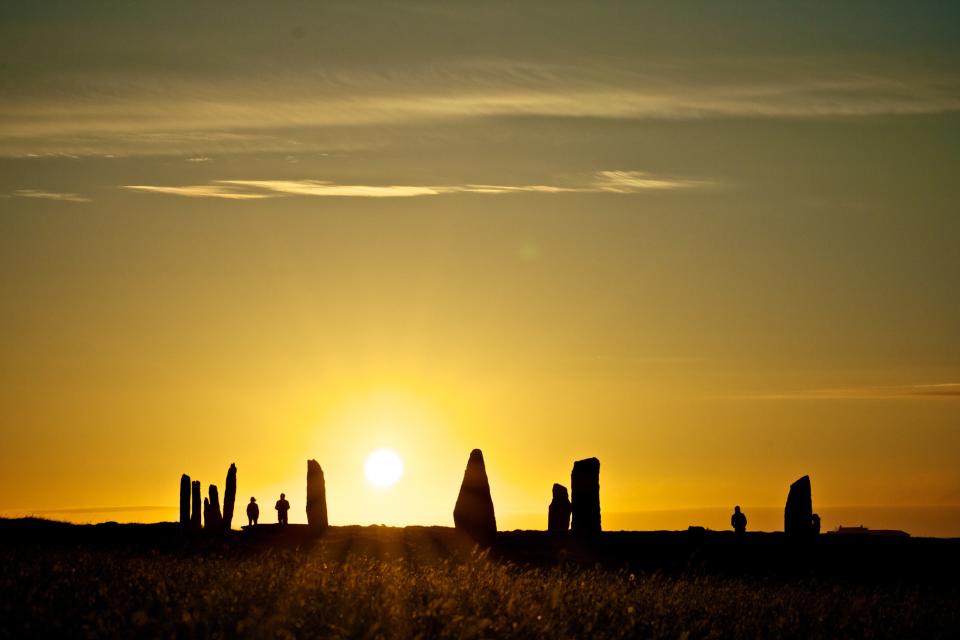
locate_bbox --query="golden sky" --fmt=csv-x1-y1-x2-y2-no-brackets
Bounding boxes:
1,2,959,535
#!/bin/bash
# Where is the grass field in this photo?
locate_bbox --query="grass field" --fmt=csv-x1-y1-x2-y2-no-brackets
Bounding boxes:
2,522,959,638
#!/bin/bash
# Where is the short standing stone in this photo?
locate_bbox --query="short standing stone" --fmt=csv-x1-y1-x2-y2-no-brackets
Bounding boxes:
306,459,328,531
785,475,813,535
191,481,202,529
571,457,601,534
453,449,497,544
179,474,191,526
206,485,223,530
548,483,571,533
222,463,237,531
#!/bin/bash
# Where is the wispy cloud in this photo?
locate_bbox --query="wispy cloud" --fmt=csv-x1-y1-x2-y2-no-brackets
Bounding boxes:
594,171,710,191
12,189,90,203
123,185,272,200
222,179,592,197
220,180,444,198
3,61,958,157
123,171,708,200
746,383,960,401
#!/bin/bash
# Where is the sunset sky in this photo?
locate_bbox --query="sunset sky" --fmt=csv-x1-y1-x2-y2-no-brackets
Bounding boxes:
2,2,959,535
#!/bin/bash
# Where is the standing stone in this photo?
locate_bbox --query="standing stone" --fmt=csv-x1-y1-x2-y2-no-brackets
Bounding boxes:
179,474,191,526
785,475,813,535
453,449,497,544
203,498,211,529
191,480,202,529
571,457,601,534
206,484,223,530
306,459,328,531
222,463,237,531
548,483,571,533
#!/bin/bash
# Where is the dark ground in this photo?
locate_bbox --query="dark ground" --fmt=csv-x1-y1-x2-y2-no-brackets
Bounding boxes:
2,518,959,638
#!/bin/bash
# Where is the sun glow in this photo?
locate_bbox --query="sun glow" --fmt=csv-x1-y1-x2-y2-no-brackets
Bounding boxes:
364,449,404,488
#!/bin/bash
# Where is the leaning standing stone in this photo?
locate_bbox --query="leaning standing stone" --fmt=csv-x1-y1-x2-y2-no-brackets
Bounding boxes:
548,483,571,533
306,459,329,532
453,449,497,544
222,463,237,531
785,475,813,536
179,474,191,526
191,481,202,529
571,457,601,534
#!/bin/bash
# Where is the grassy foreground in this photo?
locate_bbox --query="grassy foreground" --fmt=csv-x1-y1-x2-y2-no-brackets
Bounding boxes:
3,531,959,639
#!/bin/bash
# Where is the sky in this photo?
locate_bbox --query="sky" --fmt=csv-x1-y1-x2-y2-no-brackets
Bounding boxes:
1,1,959,535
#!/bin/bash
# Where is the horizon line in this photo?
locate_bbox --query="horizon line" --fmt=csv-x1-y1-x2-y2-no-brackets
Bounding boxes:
6,504,960,516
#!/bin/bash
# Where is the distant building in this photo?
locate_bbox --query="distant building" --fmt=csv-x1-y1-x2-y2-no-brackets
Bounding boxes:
832,525,910,537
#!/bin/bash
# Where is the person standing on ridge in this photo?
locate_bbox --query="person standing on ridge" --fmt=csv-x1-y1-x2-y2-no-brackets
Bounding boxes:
275,493,290,526
246,497,259,526
731,505,747,534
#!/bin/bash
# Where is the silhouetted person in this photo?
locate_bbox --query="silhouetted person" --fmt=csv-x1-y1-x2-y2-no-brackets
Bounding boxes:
811,513,821,535
731,505,747,534
247,497,259,526
275,493,290,526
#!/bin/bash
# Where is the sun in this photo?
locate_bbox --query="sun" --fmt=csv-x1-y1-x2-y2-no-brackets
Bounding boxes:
364,448,404,488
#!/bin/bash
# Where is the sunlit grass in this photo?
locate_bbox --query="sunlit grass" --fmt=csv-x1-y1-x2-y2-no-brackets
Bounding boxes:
3,541,957,638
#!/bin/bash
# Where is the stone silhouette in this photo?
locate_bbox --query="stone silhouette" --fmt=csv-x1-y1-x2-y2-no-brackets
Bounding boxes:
275,493,290,525
812,512,821,535
306,459,328,531
246,497,259,526
191,480,202,529
206,484,223,530
731,505,747,533
179,474,191,526
222,463,237,531
548,483,571,533
785,475,813,536
453,449,497,544
571,457,601,534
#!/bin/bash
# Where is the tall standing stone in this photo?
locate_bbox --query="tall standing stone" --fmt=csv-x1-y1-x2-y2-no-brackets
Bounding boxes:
548,483,571,533
206,484,223,530
179,474,191,526
222,463,237,531
453,449,497,544
191,480,202,529
785,475,813,535
571,457,601,534
306,459,328,531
